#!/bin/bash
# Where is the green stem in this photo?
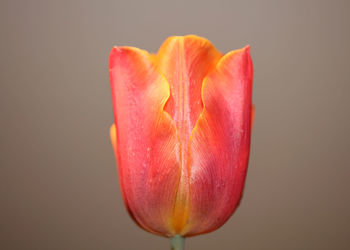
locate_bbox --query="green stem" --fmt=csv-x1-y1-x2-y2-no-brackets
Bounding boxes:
171,235,185,250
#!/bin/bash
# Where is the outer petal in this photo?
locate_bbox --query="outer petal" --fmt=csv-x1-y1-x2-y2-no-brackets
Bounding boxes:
182,46,253,236
109,47,180,236
156,36,222,231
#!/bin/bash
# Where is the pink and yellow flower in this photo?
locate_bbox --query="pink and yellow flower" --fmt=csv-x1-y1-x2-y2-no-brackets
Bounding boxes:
109,35,253,237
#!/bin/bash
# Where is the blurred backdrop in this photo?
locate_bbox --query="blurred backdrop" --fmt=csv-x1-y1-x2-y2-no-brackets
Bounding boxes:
1,0,350,249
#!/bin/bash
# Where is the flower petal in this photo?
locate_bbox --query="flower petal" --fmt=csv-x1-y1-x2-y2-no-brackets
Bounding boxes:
157,35,222,133
182,46,253,236
156,36,223,231
109,47,180,236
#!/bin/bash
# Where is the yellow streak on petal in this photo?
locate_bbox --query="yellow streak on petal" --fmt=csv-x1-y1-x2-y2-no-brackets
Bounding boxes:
110,124,117,154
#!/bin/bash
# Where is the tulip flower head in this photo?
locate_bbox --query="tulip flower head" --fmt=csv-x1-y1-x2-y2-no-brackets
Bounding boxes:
109,35,253,240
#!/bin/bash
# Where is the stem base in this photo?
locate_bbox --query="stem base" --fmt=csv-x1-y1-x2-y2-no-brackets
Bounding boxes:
171,235,185,250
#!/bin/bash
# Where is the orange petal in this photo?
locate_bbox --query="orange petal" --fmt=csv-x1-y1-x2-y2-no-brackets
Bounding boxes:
182,46,253,236
157,35,222,134
109,47,180,236
156,36,222,231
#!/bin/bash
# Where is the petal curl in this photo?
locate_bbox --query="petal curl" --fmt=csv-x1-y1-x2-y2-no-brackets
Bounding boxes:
109,47,180,236
182,46,253,236
157,35,222,133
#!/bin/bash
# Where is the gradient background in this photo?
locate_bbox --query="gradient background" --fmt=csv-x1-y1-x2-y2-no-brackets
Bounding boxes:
1,0,350,249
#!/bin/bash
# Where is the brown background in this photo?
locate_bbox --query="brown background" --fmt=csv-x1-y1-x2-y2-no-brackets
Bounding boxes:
1,0,350,249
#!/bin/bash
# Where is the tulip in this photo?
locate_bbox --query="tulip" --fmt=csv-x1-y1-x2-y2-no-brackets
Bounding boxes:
109,35,253,249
